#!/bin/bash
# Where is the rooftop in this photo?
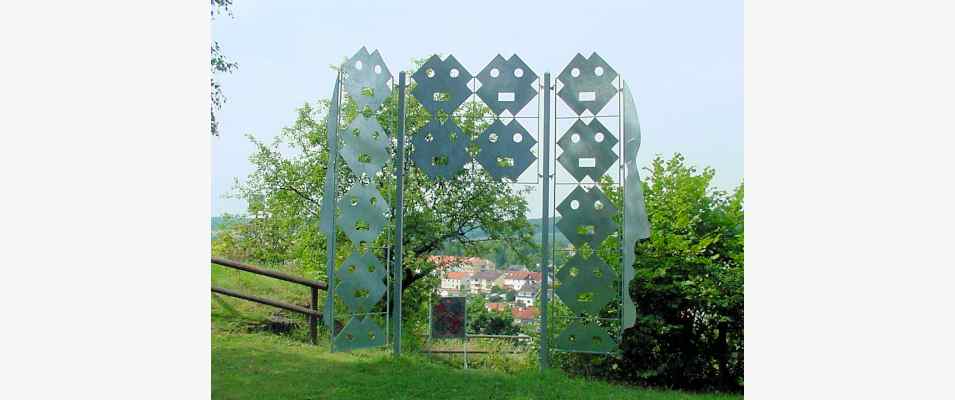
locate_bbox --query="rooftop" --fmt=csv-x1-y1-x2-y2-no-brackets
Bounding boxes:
512,307,539,321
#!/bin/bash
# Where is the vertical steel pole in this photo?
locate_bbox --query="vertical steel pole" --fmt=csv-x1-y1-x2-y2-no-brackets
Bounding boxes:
393,72,407,356
539,72,552,370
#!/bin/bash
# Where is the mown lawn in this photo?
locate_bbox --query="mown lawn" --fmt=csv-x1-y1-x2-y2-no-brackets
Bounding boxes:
211,263,740,400
212,331,739,400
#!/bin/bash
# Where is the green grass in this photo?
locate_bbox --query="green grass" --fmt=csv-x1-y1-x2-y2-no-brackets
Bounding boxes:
212,332,738,400
212,263,739,399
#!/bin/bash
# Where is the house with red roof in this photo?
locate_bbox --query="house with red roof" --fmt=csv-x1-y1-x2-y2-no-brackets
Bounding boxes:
511,307,539,325
504,271,542,291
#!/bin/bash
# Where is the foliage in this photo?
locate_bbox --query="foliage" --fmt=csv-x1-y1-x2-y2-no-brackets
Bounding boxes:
466,296,519,336
214,59,536,336
210,0,238,136
553,154,743,392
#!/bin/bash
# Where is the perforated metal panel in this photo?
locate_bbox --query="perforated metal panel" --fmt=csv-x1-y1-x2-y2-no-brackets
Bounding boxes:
324,47,394,352
343,47,392,111
556,119,618,182
557,53,618,116
474,119,537,180
411,55,472,116
552,53,625,354
410,117,470,179
476,54,538,116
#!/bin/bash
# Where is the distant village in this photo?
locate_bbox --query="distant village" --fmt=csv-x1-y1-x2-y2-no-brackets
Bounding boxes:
429,255,542,326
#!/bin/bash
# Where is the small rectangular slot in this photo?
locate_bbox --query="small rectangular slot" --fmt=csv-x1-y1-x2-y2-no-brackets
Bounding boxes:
576,225,595,235
578,157,596,168
496,157,514,168
497,92,515,102
433,92,450,102
578,91,596,101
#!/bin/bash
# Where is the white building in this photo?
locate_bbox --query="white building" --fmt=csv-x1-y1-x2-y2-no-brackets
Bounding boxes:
503,271,541,292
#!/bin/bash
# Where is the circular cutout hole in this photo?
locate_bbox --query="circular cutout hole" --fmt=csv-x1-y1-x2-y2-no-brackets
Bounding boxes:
488,133,498,143
571,68,580,78
355,60,363,70
426,68,435,78
514,68,524,78
374,65,382,74
594,200,604,210
512,133,523,143
450,68,459,78
490,68,500,78
594,132,605,143
425,133,434,142
570,200,580,210
367,264,375,273
350,198,359,207
595,66,604,76
571,133,581,143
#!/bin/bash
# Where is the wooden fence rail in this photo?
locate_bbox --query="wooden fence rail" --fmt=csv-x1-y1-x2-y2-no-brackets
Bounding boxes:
211,257,327,345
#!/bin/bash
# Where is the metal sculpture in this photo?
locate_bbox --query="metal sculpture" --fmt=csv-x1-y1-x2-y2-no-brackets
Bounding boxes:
321,47,393,352
320,48,649,365
550,52,648,355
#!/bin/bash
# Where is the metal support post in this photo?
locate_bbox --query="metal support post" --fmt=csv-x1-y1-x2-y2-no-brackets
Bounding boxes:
393,72,407,356
539,72,552,370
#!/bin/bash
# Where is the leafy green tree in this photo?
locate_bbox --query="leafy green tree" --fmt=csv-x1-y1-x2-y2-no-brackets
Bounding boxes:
218,60,536,325
467,297,519,336
211,0,238,136
555,154,743,392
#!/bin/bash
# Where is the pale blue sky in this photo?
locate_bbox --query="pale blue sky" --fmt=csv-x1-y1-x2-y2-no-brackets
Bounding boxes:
211,0,741,216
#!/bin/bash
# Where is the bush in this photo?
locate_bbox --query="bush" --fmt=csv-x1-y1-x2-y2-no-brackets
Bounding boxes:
557,154,744,392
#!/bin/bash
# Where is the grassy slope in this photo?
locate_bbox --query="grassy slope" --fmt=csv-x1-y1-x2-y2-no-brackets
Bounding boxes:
211,263,739,400
212,332,737,400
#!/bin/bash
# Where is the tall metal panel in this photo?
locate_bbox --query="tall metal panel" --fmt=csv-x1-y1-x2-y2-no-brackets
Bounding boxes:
322,47,395,352
551,52,630,354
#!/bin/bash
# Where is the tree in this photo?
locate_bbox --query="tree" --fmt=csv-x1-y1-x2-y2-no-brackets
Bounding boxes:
219,59,536,322
467,297,519,336
210,0,238,136
554,154,743,392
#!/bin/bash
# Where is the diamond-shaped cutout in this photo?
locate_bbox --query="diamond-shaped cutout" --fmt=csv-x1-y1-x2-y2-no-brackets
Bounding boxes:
476,54,538,116
410,118,469,179
475,119,537,180
557,53,618,115
340,115,390,177
411,55,472,116
556,186,618,248
336,184,388,245
334,316,386,351
557,119,618,182
555,321,617,353
555,252,615,315
343,47,392,111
